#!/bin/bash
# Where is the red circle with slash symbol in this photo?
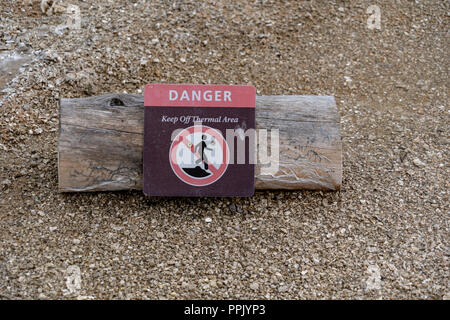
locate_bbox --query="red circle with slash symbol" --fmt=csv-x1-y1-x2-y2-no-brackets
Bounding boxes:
169,125,229,187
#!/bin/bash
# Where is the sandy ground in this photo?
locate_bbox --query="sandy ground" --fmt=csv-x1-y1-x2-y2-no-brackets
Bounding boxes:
0,0,448,299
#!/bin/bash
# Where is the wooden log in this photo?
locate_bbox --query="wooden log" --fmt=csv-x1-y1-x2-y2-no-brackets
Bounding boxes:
58,94,341,192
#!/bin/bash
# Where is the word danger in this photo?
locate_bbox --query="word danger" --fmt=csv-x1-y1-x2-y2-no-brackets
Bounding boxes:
169,89,232,102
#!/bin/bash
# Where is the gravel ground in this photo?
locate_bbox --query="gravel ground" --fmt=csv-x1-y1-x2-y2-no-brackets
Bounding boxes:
0,0,448,299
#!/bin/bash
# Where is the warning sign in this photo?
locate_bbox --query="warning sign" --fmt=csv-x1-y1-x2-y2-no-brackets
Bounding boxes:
169,125,229,187
143,83,255,197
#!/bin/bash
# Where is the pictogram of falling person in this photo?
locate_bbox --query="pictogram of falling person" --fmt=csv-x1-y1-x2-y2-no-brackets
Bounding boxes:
194,135,213,170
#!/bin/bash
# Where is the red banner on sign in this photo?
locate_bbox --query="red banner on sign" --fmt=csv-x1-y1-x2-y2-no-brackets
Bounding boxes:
144,84,256,108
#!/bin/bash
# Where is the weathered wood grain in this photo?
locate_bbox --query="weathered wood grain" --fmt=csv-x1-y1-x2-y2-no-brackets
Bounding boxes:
58,94,341,192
